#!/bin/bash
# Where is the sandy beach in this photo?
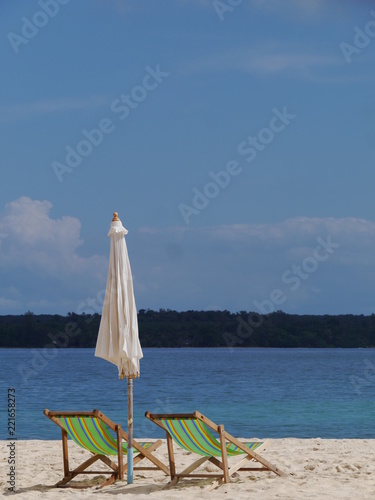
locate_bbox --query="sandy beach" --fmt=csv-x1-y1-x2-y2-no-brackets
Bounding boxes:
2,438,375,499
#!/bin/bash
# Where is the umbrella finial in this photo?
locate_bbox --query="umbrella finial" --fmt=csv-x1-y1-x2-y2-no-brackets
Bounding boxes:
112,212,120,221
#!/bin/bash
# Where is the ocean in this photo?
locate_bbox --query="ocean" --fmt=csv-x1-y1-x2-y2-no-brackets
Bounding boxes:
1,348,375,440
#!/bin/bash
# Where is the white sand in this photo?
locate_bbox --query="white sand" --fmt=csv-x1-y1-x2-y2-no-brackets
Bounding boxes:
1,438,375,499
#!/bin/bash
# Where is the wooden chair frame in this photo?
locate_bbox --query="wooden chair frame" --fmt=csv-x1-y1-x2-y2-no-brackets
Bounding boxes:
44,408,169,488
145,410,286,489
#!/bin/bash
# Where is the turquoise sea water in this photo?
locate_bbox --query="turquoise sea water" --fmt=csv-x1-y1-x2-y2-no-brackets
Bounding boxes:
1,348,375,440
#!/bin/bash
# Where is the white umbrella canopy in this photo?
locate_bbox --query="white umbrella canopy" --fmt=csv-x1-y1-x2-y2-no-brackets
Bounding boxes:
95,212,143,378
95,212,143,484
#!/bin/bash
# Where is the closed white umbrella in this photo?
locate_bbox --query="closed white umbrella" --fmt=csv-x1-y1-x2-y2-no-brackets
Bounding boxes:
95,212,143,484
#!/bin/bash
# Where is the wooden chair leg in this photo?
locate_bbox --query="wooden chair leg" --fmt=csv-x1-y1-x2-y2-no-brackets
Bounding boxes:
219,425,230,483
125,440,165,471
56,455,102,487
166,433,176,480
119,430,169,475
116,424,124,480
163,456,210,490
223,432,287,477
61,429,69,478
97,473,117,489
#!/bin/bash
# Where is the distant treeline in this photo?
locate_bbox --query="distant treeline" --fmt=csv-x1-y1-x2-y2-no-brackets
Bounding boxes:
1,309,375,348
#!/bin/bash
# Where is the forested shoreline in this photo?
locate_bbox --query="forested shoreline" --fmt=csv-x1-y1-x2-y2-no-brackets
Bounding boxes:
1,310,375,348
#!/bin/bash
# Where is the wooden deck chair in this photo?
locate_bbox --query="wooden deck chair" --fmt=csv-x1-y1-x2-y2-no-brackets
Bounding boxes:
44,409,169,488
145,410,286,489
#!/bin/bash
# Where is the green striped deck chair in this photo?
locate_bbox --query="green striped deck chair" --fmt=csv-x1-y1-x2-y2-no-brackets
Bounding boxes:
145,410,286,489
44,409,169,488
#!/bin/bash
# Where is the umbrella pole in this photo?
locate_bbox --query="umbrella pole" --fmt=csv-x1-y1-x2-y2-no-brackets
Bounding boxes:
127,376,133,484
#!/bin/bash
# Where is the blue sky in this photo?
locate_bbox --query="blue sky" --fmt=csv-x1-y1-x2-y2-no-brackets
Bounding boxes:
0,0,374,316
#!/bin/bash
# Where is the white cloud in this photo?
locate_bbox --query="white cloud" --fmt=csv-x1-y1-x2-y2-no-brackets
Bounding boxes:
142,217,375,247
1,205,375,315
250,0,371,19
183,47,343,79
0,96,108,123
251,0,326,16
93,0,145,16
1,196,108,277
133,217,375,314
0,296,21,310
0,197,108,313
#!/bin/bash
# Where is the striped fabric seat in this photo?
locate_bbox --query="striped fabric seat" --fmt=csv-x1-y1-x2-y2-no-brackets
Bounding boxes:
57,415,153,456
145,410,286,488
160,417,263,457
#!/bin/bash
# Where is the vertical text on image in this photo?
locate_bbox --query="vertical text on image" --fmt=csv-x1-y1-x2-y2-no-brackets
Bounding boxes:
7,387,17,492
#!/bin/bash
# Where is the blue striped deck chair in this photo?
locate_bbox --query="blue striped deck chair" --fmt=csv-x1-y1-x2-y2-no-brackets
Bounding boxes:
44,409,169,488
145,410,286,489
